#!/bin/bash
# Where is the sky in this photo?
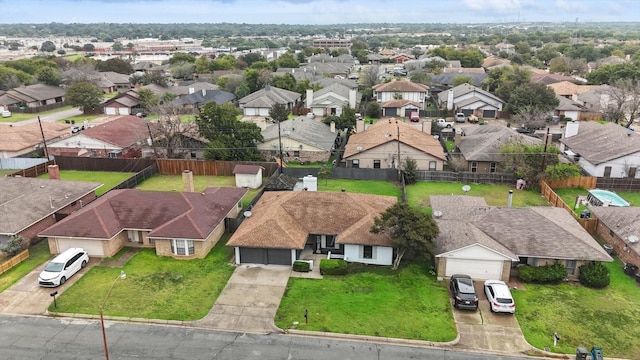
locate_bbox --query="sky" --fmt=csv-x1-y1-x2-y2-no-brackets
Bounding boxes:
1,0,637,24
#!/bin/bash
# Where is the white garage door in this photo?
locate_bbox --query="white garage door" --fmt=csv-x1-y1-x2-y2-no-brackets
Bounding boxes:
57,239,104,257
118,108,130,115
445,258,503,280
105,107,117,115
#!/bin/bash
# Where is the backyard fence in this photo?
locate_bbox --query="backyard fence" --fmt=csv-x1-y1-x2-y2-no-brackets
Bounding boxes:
155,159,279,176
113,164,158,190
540,179,598,234
547,176,597,189
415,171,518,185
9,160,54,177
0,158,49,170
0,249,29,275
54,156,155,173
596,177,640,192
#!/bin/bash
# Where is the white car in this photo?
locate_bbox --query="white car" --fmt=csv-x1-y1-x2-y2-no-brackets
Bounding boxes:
1,110,11,118
38,248,89,287
484,280,516,313
306,112,315,118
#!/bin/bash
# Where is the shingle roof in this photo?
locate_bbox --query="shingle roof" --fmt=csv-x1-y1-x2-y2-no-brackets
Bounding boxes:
373,79,429,93
79,115,154,148
227,191,397,249
0,122,69,152
560,121,640,164
39,188,246,240
431,72,487,87
239,86,300,108
171,89,235,106
343,119,445,160
589,206,640,254
6,84,66,102
263,173,298,191
548,81,597,96
233,164,261,175
436,83,503,104
0,177,102,235
457,126,543,162
556,95,583,111
261,117,336,152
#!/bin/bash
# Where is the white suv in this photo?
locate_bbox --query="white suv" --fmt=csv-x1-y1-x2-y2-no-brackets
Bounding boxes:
484,280,516,313
38,248,89,287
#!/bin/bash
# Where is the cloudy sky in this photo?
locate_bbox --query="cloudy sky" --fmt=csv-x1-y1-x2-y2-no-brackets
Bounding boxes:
1,0,636,24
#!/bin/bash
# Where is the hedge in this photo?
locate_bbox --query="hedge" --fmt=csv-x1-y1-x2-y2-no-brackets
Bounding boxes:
319,259,347,275
518,262,567,284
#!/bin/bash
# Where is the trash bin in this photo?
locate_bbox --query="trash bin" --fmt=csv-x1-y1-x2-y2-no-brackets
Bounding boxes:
624,263,638,276
575,347,587,360
580,209,591,219
636,273,640,283
602,244,613,255
590,346,603,360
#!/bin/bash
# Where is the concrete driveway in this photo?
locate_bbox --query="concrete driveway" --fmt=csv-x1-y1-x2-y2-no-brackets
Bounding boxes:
193,264,291,334
0,258,98,315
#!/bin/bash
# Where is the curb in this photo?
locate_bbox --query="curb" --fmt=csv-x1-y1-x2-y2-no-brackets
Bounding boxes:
285,329,459,348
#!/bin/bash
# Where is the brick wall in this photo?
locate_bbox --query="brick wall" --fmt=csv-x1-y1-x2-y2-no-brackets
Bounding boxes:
596,221,640,266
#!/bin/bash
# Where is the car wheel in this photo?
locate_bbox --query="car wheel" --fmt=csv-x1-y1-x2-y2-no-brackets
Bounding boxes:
81,260,87,268
59,277,66,285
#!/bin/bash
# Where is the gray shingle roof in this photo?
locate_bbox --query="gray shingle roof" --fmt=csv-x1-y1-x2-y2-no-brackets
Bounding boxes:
589,206,640,254
457,126,543,162
239,86,300,108
261,118,336,152
560,121,640,164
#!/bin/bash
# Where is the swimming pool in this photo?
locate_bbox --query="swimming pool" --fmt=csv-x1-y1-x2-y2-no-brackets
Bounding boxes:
587,189,630,207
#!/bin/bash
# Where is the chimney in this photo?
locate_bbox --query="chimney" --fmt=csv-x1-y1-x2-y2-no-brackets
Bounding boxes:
565,120,579,138
446,90,454,111
348,88,357,108
508,190,513,207
182,170,194,192
48,164,60,180
422,120,431,135
356,118,365,133
306,89,313,108
189,87,195,94
330,121,336,133
202,89,206,96
454,129,462,145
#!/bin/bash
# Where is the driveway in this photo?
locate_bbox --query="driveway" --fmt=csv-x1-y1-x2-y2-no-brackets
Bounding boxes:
452,281,532,354
0,258,98,315
193,264,291,334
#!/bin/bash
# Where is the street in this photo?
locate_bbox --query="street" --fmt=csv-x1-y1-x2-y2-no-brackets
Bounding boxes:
12,108,83,127
0,314,533,360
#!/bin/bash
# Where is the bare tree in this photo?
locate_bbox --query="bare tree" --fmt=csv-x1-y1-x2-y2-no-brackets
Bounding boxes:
62,62,100,85
510,106,549,130
601,79,640,127
150,103,200,159
361,65,381,88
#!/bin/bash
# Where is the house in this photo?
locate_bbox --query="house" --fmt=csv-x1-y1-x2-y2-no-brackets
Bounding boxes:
97,71,132,93
453,126,544,173
102,91,140,116
0,84,66,111
547,81,597,101
257,117,337,163
437,83,504,118
227,191,397,266
238,85,301,117
39,187,247,259
560,121,640,178
430,195,613,281
305,83,360,118
390,53,413,64
576,85,611,113
554,95,584,122
46,115,155,158
589,206,640,270
171,89,235,110
0,122,69,158
431,72,488,89
530,73,576,85
372,80,429,115
343,119,445,170
233,164,263,189
0,174,101,245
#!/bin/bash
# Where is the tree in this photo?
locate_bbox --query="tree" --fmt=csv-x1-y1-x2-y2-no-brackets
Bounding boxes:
323,106,357,130
500,139,560,187
96,58,134,74
82,43,95,52
171,62,195,80
371,202,439,270
238,52,266,67
169,52,196,64
402,157,418,185
271,73,296,91
269,103,289,122
510,106,549,130
453,75,474,86
318,165,332,185
195,56,211,73
136,88,159,109
150,103,199,158
36,66,62,86
365,101,381,118
410,71,431,85
40,40,56,53
601,79,640,126
196,102,264,161
65,82,104,112
111,42,124,52
0,235,25,257
361,65,380,89
507,82,559,113
275,52,299,69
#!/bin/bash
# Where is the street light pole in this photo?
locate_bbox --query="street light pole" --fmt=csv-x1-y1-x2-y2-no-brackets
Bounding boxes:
100,270,126,360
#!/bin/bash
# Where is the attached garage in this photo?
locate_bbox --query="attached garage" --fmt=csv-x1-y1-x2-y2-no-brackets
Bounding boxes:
482,109,497,118
384,108,398,117
55,238,105,257
444,258,503,280
437,243,516,281
238,247,292,265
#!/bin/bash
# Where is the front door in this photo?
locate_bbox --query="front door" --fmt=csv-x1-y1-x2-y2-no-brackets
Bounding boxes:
128,230,142,243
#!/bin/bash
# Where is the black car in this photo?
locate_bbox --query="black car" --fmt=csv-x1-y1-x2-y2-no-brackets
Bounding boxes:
449,274,479,310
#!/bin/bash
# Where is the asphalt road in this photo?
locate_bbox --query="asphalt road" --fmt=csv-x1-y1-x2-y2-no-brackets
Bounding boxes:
0,314,533,360
12,108,83,127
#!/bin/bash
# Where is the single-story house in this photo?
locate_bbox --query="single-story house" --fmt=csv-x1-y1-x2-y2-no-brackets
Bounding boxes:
0,84,66,111
0,122,69,158
102,91,140,116
233,164,263,189
257,117,337,163
430,195,613,281
39,187,247,259
554,95,584,122
589,206,640,269
560,121,640,178
0,173,101,245
227,191,397,266
238,85,301,117
171,89,235,111
437,83,504,118
343,118,445,170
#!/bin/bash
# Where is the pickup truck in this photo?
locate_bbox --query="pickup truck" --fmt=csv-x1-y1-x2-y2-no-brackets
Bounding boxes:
435,118,455,128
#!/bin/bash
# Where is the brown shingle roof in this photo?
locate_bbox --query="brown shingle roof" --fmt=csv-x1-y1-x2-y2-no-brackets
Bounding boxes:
0,122,69,152
373,79,429,92
227,191,397,249
233,164,261,175
80,115,153,148
39,188,247,240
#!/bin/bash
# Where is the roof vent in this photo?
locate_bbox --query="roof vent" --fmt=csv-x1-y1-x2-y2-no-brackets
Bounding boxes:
433,210,443,219
629,235,639,244
356,145,363,152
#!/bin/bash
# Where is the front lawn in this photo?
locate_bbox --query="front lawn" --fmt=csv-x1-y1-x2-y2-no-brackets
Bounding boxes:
50,236,236,320
38,170,134,196
0,106,74,123
406,182,549,212
275,262,456,341
514,259,640,358
0,241,52,292
317,179,402,198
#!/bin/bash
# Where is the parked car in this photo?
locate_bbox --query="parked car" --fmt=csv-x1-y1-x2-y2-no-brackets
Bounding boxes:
409,111,420,122
1,110,11,118
38,248,89,287
450,274,479,310
484,280,516,313
435,118,455,128
467,114,479,123
455,113,466,123
306,112,315,118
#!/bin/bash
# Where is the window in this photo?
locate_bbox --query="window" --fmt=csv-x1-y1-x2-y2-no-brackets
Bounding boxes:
373,160,381,169
470,162,478,173
148,238,155,245
629,167,637,178
429,161,436,170
604,166,612,177
363,245,373,259
293,150,300,157
190,152,197,159
490,162,497,173
565,260,577,275
171,239,195,256
352,159,359,168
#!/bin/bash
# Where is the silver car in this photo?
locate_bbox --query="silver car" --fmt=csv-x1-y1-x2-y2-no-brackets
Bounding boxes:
484,280,516,314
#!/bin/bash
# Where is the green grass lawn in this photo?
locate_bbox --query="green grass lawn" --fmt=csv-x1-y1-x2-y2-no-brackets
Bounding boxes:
56,114,102,124
0,169,18,176
136,174,262,206
275,262,456,341
0,241,52,292
514,259,640,358
0,106,74,123
50,237,236,320
556,188,640,215
38,170,134,196
406,182,549,212
317,179,402,198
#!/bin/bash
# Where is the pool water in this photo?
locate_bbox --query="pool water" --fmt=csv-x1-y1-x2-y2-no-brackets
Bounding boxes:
587,189,630,207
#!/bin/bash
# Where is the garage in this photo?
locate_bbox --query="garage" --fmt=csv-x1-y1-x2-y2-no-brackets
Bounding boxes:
445,258,503,280
238,247,292,265
461,109,474,117
482,109,497,118
384,108,398,117
56,238,105,257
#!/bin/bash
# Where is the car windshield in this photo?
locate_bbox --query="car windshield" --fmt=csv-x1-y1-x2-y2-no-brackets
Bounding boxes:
44,262,64,272
457,279,476,294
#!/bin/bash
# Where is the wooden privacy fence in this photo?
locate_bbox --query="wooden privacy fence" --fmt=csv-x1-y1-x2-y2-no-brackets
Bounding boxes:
155,159,279,176
0,249,29,275
540,179,598,234
547,176,597,189
9,160,54,178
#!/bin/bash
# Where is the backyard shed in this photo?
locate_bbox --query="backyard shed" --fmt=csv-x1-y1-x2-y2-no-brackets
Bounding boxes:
233,165,263,189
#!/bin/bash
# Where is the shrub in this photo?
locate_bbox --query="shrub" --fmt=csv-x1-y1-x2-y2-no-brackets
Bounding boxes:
0,236,25,257
292,260,310,272
518,262,567,284
578,261,610,288
319,259,347,275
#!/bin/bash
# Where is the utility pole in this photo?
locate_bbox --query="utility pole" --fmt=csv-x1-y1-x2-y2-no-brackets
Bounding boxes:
277,118,283,175
541,127,550,173
37,116,50,159
396,119,401,181
146,122,159,159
